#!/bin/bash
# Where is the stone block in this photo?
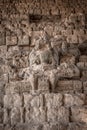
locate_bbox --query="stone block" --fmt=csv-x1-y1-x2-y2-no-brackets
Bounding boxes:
3,93,22,125
0,94,4,107
57,63,80,78
45,93,63,109
64,93,85,107
4,125,11,130
14,123,43,130
11,107,21,125
37,75,49,93
0,66,5,76
7,50,29,69
18,35,29,46
77,62,86,70
4,94,22,109
57,80,82,93
0,46,7,58
47,106,69,124
0,124,4,130
6,31,17,46
68,13,78,24
0,74,8,83
6,81,31,94
77,30,87,44
67,34,78,44
73,80,82,91
3,108,11,125
0,107,3,123
60,54,75,64
68,47,80,58
71,106,87,123
82,70,87,80
24,94,46,123
78,42,87,55
83,81,87,94
50,123,68,130
68,123,87,130
0,32,5,46
6,46,19,59
4,94,13,109
0,81,5,94
79,55,87,62
23,93,33,108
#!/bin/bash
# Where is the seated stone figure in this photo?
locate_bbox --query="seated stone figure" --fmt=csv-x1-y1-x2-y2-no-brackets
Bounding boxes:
29,31,54,71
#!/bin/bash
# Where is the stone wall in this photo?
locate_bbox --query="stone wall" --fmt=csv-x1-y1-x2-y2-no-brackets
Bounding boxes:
0,0,87,130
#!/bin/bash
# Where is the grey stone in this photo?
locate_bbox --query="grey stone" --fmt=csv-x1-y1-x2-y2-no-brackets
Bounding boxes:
0,32,5,46
57,63,80,78
64,93,85,107
18,35,29,46
57,80,82,93
68,123,87,130
6,31,17,46
71,106,87,123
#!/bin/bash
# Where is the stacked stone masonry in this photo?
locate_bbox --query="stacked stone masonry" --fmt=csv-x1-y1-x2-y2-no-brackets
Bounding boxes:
0,0,87,129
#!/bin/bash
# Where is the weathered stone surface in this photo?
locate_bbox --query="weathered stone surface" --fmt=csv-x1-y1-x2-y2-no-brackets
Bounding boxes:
0,0,87,129
0,46,7,73
40,49,53,65
45,94,68,124
77,62,87,70
31,31,49,47
47,106,69,124
78,42,87,55
45,94,69,124
82,70,87,80
24,94,46,123
67,34,78,44
68,47,80,58
64,93,85,107
0,107,3,123
18,35,29,46
11,107,21,125
45,93,63,108
6,81,32,94
0,81,5,94
7,47,29,69
3,94,22,125
68,123,87,130
0,32,5,46
57,80,82,93
83,81,87,94
57,63,80,78
60,54,75,64
14,123,44,130
79,55,87,62
6,31,17,46
37,75,49,93
4,94,22,109
49,123,68,130
71,106,87,124
0,124,4,130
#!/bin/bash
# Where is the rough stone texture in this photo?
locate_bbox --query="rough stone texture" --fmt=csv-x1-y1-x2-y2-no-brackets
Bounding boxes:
64,93,85,107
71,106,87,123
0,0,87,129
